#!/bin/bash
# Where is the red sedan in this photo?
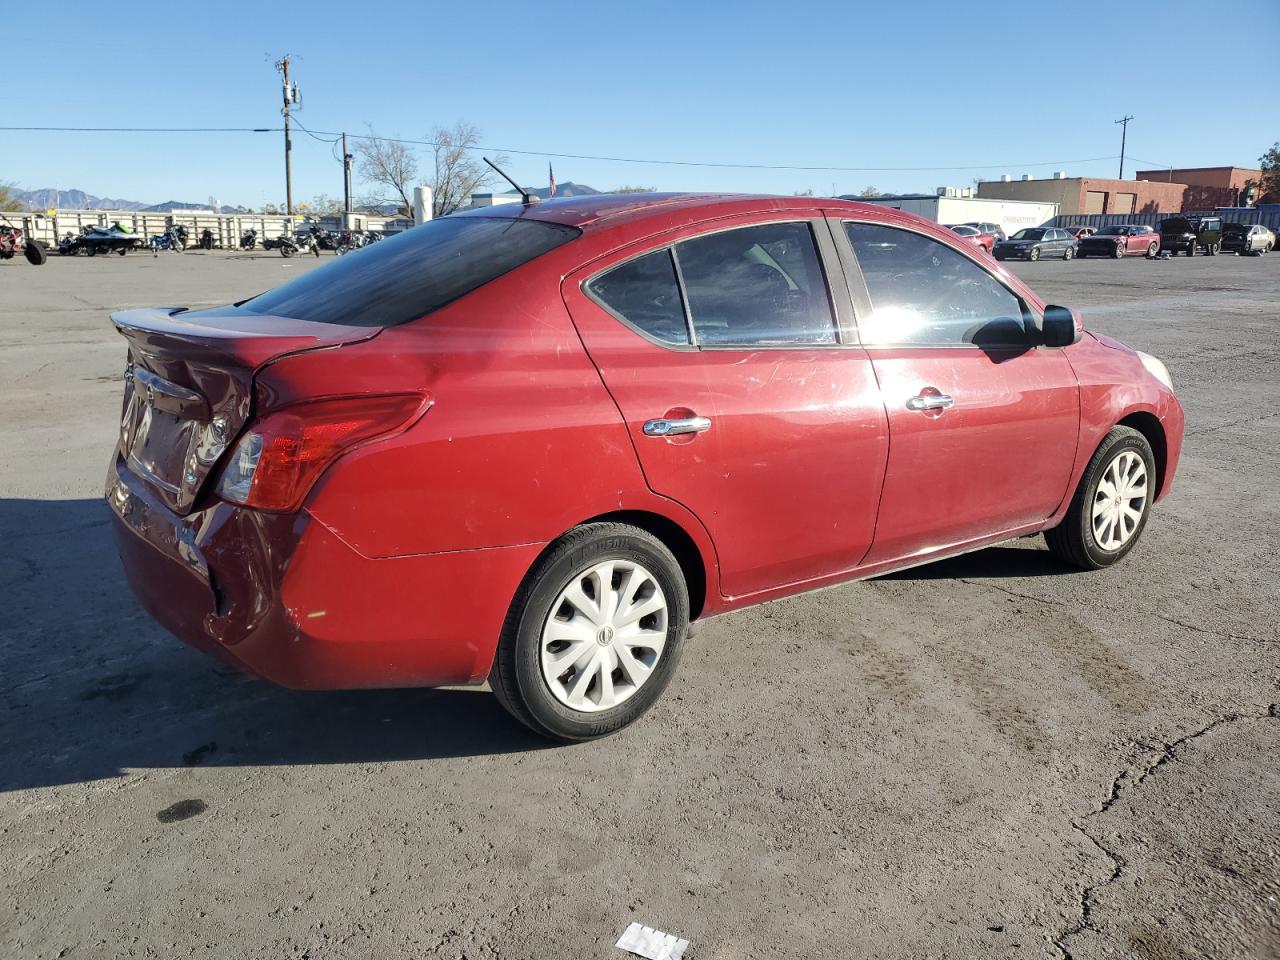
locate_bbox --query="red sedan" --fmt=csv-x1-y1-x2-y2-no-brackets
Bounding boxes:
107,194,1184,741
949,223,996,253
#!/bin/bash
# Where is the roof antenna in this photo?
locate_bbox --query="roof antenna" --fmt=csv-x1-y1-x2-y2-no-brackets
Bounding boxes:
484,157,539,205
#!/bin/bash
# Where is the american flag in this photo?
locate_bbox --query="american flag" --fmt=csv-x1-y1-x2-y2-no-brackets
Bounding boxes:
548,163,556,198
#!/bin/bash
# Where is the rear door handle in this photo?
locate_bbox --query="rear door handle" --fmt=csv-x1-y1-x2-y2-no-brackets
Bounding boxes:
906,393,954,412
643,415,712,437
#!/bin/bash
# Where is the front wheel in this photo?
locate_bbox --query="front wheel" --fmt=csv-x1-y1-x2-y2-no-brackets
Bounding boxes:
1045,426,1155,570
490,522,690,742
280,244,295,258
1207,241,1220,256
1112,242,1125,259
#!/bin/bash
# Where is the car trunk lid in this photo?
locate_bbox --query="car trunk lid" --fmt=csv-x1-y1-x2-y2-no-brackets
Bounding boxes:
111,305,379,515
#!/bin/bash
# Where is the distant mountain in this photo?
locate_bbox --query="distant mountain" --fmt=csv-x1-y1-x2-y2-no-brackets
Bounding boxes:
12,187,248,214
501,181,602,200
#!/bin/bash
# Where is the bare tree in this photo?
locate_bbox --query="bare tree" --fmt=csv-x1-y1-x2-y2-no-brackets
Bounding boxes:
357,128,420,217
429,122,501,217
0,181,25,213
310,193,343,215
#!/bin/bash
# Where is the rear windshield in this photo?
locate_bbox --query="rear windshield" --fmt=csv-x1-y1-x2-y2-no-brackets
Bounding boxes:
241,216,580,327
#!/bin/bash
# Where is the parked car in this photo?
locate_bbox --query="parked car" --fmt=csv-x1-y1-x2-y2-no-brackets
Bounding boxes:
949,224,995,253
1066,226,1096,241
959,221,1006,242
993,227,1077,261
1159,216,1222,256
1077,224,1160,259
1221,222,1275,256
106,195,1183,741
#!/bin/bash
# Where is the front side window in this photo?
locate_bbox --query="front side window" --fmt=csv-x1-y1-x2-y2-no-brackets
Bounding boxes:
586,249,690,346
844,222,1029,348
675,222,836,346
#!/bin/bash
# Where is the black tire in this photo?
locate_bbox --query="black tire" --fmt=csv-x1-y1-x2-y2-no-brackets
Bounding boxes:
116,247,128,256
1146,242,1158,259
1186,243,1195,257
1029,246,1040,262
1063,246,1075,261
1111,241,1125,259
24,240,47,266
86,245,98,257
1208,241,1220,256
490,522,690,742
280,244,295,258
1045,426,1156,570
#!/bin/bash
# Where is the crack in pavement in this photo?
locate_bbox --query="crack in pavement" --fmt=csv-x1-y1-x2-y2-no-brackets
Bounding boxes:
957,579,1062,606
1149,611,1277,646
1052,705,1280,960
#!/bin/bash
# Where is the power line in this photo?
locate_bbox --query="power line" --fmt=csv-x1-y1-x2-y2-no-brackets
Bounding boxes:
0,125,1123,174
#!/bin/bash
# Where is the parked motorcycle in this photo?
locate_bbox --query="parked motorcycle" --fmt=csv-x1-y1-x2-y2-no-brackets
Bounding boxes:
279,232,320,258
336,229,357,255
149,225,187,256
239,228,258,250
0,219,47,265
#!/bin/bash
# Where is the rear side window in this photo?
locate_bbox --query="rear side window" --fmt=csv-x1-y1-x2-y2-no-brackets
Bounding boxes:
242,216,580,327
675,222,836,346
845,222,1029,348
586,249,690,346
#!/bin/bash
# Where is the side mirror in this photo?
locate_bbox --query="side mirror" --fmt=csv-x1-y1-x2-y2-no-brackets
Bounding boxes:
1042,305,1083,347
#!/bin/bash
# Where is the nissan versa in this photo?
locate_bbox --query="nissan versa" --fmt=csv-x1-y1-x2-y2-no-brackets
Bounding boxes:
107,194,1184,741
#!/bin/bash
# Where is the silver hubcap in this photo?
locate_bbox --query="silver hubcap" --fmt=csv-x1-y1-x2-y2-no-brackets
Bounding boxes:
1092,451,1148,551
539,560,668,713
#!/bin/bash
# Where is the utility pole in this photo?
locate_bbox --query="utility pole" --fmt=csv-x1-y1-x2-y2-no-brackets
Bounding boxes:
342,132,353,217
1115,115,1134,180
275,56,301,215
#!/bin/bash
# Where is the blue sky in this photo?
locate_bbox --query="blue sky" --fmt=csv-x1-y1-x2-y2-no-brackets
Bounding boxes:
4,0,1276,207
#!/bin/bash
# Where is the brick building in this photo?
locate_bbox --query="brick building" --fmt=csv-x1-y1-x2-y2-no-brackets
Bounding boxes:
976,174,1188,215
1133,166,1264,209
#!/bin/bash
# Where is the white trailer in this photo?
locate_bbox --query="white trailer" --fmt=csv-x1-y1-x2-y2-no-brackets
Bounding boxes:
849,192,1059,236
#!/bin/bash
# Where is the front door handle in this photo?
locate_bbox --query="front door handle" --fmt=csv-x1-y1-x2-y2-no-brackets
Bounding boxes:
906,393,954,412
643,415,712,437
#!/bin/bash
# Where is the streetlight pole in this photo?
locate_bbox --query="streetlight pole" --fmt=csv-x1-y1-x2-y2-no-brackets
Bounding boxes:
1115,115,1134,180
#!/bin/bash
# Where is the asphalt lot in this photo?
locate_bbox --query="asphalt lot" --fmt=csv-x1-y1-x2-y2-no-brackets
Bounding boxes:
1,247,1277,960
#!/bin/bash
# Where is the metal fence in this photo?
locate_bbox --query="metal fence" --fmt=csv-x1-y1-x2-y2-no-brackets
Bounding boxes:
4,210,410,247
4,210,298,248
1053,209,1280,231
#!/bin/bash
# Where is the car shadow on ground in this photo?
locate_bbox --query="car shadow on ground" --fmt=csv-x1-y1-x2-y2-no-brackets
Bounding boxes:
1,497,1076,793
883,543,1079,580
0,497,553,794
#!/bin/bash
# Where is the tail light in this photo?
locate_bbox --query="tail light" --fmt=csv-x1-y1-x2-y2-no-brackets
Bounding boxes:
216,393,426,511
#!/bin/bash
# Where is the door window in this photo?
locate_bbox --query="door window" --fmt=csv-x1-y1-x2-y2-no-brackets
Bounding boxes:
675,222,837,346
844,222,1030,348
585,249,690,346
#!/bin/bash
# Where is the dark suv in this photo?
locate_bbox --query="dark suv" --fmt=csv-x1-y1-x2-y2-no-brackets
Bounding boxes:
1159,216,1222,257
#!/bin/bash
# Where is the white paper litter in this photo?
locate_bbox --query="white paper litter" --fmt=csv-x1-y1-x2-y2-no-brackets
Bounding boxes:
615,922,690,960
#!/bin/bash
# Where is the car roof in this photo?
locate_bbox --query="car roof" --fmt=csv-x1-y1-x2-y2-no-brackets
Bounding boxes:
452,192,894,231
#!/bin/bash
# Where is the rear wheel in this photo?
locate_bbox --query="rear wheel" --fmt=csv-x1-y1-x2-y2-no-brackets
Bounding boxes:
1045,426,1155,570
1063,246,1075,261
1146,242,1158,258
24,240,47,265
116,247,128,256
280,244,295,258
490,522,689,742
1112,242,1125,259
1186,243,1196,257
1029,246,1041,262
1208,241,1220,256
